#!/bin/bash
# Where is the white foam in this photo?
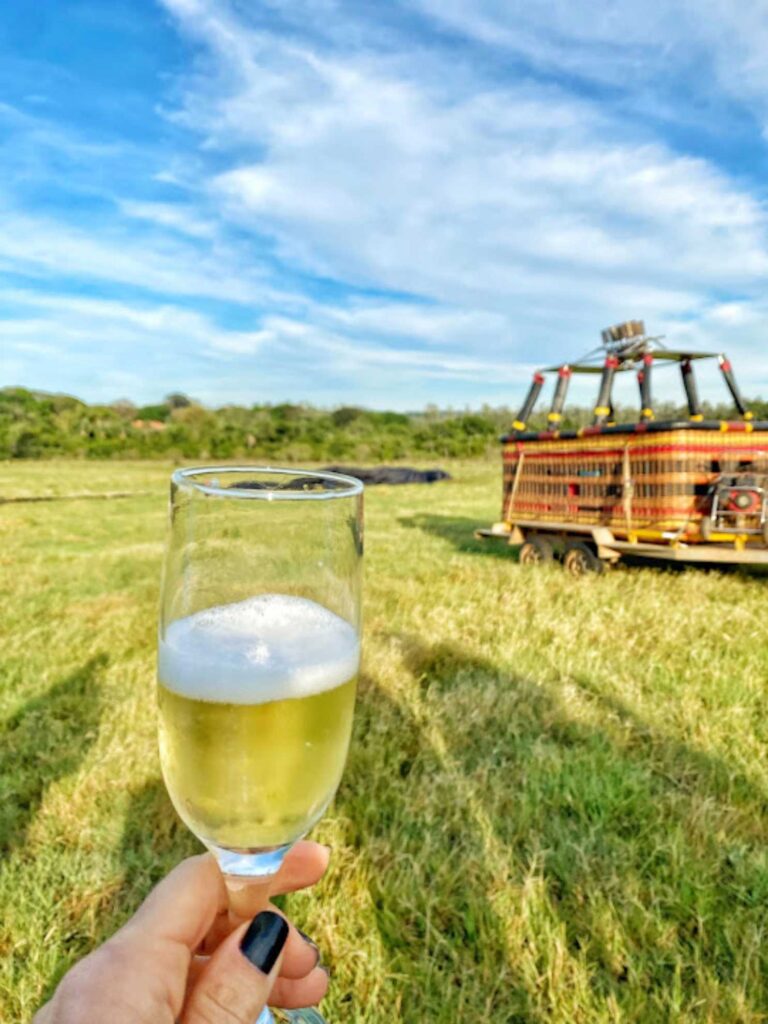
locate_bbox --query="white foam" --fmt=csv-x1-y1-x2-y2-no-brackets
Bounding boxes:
158,594,360,704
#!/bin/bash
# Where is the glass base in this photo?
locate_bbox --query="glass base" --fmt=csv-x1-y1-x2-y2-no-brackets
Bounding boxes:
206,841,293,877
258,1008,328,1023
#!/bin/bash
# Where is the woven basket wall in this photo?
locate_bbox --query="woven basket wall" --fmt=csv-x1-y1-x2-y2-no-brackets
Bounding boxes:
502,428,768,534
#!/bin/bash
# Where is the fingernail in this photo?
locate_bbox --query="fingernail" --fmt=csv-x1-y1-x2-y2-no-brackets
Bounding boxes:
240,911,289,974
298,929,320,964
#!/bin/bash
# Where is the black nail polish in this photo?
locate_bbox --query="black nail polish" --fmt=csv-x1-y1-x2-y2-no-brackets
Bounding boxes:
240,911,289,974
298,929,321,964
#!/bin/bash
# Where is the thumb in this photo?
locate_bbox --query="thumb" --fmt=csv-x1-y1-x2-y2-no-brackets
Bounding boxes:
182,910,288,1024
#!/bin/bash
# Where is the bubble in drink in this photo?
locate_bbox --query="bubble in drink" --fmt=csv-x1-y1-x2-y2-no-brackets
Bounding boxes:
157,595,359,851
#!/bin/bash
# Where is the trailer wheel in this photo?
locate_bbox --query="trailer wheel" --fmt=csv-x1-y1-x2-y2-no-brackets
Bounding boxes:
563,542,604,577
519,536,555,565
700,515,713,542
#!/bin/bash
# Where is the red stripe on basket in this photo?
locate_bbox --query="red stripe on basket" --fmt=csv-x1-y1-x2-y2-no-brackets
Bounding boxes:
507,499,699,516
503,443,768,461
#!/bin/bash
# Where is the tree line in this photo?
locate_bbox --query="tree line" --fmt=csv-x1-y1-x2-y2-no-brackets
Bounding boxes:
3,387,767,461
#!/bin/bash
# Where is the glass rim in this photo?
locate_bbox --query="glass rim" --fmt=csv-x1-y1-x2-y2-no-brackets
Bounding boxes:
171,465,364,501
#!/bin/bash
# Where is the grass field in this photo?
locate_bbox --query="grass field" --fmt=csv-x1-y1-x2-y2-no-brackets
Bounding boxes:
3,459,768,1022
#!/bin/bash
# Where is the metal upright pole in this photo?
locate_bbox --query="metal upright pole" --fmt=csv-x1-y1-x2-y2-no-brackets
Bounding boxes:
681,359,702,420
547,365,571,427
638,353,654,421
717,355,750,419
593,356,619,425
513,372,545,431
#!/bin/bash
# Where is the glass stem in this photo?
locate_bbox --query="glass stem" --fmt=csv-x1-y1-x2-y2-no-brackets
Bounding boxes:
224,873,274,923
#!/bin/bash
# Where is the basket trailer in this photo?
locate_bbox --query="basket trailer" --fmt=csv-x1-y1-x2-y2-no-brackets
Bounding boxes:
477,320,768,574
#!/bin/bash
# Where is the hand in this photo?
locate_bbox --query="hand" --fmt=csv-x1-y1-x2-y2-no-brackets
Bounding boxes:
34,841,331,1024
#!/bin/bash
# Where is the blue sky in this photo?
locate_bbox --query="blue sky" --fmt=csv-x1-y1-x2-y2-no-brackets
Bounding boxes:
2,0,768,410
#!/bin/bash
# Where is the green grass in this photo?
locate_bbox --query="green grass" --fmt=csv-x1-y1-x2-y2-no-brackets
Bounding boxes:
3,459,768,1022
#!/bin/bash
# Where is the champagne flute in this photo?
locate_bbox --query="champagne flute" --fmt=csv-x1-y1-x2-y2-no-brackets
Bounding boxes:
157,466,363,1024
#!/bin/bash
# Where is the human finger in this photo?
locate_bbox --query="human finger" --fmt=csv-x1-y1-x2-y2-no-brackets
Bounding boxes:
269,841,331,896
197,911,320,980
182,911,288,1024
124,853,227,951
268,966,330,1009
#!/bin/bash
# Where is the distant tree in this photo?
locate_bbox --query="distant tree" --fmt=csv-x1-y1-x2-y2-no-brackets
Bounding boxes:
371,410,409,427
165,392,192,409
271,403,305,420
331,406,363,427
136,403,171,421
111,399,136,418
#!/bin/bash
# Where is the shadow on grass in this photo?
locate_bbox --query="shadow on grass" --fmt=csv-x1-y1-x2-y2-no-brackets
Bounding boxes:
617,554,768,578
110,778,200,933
0,653,107,856
34,778,198,1005
399,513,519,561
338,636,768,1021
338,665,534,1021
572,673,768,813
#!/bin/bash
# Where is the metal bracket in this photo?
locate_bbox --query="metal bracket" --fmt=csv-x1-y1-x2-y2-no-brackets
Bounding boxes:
508,524,525,545
591,526,621,561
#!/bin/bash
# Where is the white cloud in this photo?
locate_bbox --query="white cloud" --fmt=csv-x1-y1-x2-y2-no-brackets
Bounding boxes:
0,291,264,355
0,208,285,305
162,0,768,349
415,0,768,125
6,284,764,410
211,83,767,303
316,302,508,343
206,311,536,382
119,200,217,239
0,288,539,407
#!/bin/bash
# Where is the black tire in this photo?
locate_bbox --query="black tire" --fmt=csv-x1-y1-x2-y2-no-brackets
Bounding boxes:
700,515,713,542
519,536,555,566
563,541,604,577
